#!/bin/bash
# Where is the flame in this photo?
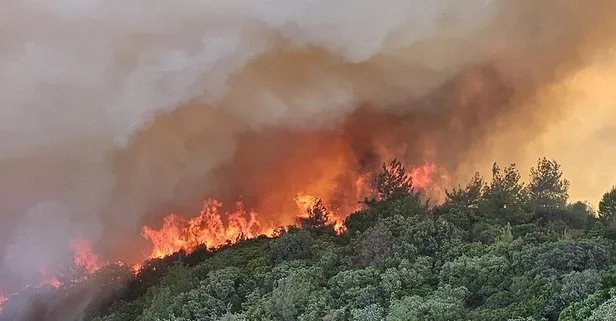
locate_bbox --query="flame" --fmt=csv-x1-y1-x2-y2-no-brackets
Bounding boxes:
141,199,276,259
70,238,102,274
40,239,103,288
293,192,348,232
138,160,443,261
39,269,62,288
294,193,321,214
410,162,437,190
0,159,443,311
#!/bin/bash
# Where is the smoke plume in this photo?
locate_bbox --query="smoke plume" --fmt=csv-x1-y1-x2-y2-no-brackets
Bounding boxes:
1,0,616,292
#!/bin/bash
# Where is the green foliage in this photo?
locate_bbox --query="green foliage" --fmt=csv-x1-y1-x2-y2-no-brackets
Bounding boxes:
445,172,484,210
6,158,616,321
528,158,570,209
560,201,595,230
439,253,510,307
386,285,469,321
557,289,611,321
586,293,616,321
598,187,616,227
269,230,315,264
356,222,394,267
480,163,528,224
544,269,601,319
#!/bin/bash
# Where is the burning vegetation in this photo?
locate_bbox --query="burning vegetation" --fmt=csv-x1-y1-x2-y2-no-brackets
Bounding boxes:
1,0,616,320
0,158,438,318
0,158,440,298
2,157,616,321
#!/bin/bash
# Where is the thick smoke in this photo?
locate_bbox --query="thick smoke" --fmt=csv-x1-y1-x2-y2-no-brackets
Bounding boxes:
1,0,616,292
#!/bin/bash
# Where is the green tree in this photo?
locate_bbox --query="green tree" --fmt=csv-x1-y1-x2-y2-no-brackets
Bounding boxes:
598,187,616,227
386,285,469,321
350,304,384,321
586,295,616,321
480,163,528,224
269,230,315,264
445,172,485,209
558,201,594,230
527,158,570,224
544,269,601,319
442,172,485,231
528,158,570,209
439,253,509,308
357,222,394,267
558,289,612,321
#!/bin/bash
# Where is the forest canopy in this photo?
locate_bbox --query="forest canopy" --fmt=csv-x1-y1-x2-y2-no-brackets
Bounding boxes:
2,157,616,321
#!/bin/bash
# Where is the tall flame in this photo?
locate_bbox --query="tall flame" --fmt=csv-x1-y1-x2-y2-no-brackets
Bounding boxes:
0,160,443,312
138,160,443,261
141,199,275,259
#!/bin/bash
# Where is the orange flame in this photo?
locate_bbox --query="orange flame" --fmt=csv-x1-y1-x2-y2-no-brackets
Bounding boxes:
70,238,102,274
0,159,444,309
294,193,321,215
410,161,437,190
39,269,62,288
138,161,443,261
294,192,347,232
0,239,106,312
141,199,276,259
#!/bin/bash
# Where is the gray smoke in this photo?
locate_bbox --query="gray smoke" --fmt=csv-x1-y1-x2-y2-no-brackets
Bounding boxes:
0,0,615,292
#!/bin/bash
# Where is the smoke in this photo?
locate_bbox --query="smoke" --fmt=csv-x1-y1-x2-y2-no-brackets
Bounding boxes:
1,0,616,293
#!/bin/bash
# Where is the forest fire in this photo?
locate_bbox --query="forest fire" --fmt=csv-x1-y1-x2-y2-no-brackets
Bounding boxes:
0,158,442,313
140,199,272,259
0,238,106,312
70,238,102,275
137,160,442,261
1,0,615,319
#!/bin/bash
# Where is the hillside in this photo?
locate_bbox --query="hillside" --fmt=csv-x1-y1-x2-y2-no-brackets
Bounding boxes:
2,158,616,321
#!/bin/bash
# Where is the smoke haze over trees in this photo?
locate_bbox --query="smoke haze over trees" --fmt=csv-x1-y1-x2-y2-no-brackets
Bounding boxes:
1,1,616,292
2,158,616,321
2,1,616,319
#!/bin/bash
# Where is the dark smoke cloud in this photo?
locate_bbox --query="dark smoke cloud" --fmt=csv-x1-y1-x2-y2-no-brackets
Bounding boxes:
1,0,616,293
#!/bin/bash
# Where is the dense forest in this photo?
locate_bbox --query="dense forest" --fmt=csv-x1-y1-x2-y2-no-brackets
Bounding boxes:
2,158,616,321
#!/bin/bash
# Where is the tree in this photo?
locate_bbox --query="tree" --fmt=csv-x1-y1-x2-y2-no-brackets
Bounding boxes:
299,199,332,232
442,172,485,230
357,222,394,267
269,230,315,264
527,158,570,213
544,269,601,319
586,296,616,321
445,172,485,209
598,187,616,227
386,285,469,321
374,159,413,201
480,163,527,223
